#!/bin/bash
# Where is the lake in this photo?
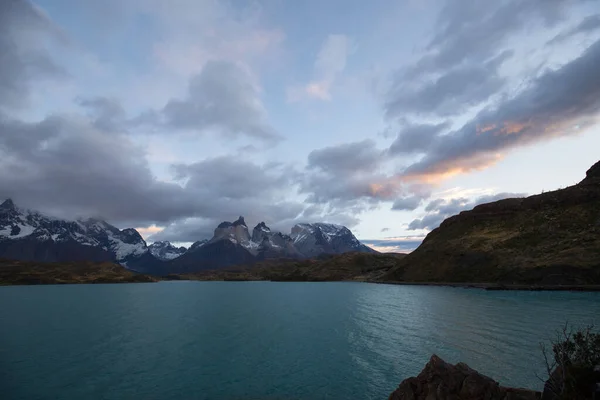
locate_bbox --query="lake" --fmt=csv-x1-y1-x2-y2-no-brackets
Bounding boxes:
1,282,599,399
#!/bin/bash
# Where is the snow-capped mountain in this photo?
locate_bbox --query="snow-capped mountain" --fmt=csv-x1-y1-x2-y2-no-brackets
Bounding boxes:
0,199,157,269
148,241,187,261
167,217,375,272
290,223,376,258
2,200,376,274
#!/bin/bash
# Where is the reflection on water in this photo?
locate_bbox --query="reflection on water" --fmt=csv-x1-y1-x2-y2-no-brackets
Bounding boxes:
1,282,599,400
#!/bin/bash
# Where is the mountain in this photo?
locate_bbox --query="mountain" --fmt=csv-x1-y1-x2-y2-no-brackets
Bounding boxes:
0,199,376,275
0,199,161,271
290,223,377,258
382,160,600,285
148,241,187,261
167,218,375,273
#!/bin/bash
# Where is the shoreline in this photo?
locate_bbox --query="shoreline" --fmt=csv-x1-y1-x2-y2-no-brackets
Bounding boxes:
365,280,600,292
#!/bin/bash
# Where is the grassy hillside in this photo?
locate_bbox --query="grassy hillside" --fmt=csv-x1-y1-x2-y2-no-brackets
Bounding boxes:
176,252,406,282
382,161,600,285
0,259,158,285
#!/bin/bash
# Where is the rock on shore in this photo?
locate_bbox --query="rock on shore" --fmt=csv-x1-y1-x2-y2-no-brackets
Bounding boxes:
389,355,541,400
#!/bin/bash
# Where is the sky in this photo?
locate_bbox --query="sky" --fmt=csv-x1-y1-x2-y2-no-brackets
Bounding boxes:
1,0,599,252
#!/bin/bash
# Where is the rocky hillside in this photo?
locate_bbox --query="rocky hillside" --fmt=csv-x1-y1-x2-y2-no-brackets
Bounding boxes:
176,252,405,281
383,160,600,285
0,258,157,285
148,241,187,261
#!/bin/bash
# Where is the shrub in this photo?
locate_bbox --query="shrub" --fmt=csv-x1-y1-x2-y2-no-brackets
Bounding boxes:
541,324,600,399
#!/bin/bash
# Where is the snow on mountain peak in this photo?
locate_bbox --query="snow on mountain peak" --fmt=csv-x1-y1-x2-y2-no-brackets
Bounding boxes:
0,200,151,265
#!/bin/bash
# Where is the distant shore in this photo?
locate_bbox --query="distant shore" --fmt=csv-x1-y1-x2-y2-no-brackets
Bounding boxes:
367,280,600,292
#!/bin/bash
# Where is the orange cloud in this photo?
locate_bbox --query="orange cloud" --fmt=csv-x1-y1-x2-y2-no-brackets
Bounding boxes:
498,121,532,135
136,225,164,239
476,123,497,134
401,153,504,185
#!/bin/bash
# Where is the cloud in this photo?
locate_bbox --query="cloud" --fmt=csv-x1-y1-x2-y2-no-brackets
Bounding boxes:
548,14,600,45
0,111,305,239
288,34,352,101
0,0,69,110
408,192,526,231
136,61,280,142
386,51,513,118
142,0,285,76
400,37,600,183
301,140,402,207
389,121,450,155
411,0,574,77
391,195,423,211
384,0,594,120
307,139,383,173
77,96,126,132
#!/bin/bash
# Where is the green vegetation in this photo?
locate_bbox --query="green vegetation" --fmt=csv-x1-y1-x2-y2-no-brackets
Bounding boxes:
0,259,158,285
542,325,600,399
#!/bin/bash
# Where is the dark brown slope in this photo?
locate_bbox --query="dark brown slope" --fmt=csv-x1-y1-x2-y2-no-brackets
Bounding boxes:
176,252,406,282
383,161,600,285
0,259,158,285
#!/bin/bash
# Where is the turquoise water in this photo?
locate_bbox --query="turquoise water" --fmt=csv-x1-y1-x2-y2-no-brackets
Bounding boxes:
1,282,599,400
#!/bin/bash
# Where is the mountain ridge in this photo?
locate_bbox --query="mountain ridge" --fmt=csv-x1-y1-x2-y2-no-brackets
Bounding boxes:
0,200,375,274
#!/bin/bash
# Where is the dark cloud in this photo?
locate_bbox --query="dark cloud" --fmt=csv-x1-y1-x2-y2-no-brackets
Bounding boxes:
0,112,305,240
385,0,590,119
301,140,400,206
380,227,389,232
77,96,126,132
0,113,192,224
391,195,423,211
413,0,574,77
172,157,296,200
386,51,513,118
389,122,450,155
0,0,69,110
400,38,600,182
137,61,281,142
548,14,600,45
308,139,383,173
408,192,526,230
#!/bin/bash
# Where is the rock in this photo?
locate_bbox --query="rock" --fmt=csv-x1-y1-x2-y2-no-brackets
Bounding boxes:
584,160,600,181
389,355,541,400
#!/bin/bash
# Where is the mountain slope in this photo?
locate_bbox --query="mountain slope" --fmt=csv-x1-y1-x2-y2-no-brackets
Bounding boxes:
290,223,376,258
177,252,406,282
0,199,160,270
0,258,157,285
382,160,600,285
148,241,187,261
167,218,375,273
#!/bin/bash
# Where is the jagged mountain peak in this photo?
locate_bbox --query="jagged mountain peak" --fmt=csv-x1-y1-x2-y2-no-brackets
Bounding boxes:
148,240,187,261
233,216,246,227
0,198,16,210
0,202,155,269
217,216,247,228
254,221,270,231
